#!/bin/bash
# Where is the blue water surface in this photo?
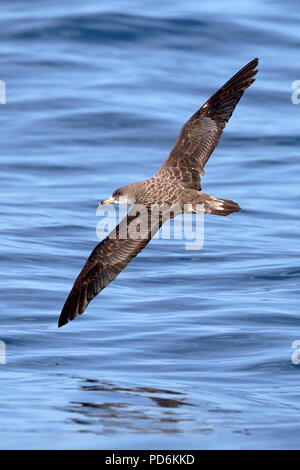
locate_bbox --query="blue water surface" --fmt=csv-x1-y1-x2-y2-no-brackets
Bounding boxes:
1,0,300,449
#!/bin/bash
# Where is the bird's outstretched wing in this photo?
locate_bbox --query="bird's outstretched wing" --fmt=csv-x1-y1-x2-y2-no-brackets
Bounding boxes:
158,58,259,190
58,206,164,327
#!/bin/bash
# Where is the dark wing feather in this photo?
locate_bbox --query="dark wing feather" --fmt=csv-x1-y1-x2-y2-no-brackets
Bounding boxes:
58,206,163,327
158,58,259,190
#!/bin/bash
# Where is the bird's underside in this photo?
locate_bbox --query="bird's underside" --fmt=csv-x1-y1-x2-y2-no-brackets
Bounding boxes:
58,58,259,327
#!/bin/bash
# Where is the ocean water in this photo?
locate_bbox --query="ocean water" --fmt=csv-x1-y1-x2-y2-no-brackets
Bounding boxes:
1,0,300,449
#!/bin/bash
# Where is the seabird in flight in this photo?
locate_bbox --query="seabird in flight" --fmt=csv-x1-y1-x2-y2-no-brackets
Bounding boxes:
58,58,259,327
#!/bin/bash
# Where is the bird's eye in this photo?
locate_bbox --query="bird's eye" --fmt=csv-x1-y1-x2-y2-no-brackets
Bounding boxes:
113,192,120,197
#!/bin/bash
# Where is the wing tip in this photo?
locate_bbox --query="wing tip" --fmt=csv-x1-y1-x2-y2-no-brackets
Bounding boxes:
58,315,68,328
58,305,72,327
244,57,259,71
58,287,81,328
242,57,259,81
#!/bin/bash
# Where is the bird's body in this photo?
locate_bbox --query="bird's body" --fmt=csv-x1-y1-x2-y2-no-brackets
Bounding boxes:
58,58,259,327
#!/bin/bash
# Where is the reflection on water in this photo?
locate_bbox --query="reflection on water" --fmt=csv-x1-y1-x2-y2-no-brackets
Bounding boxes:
60,378,209,435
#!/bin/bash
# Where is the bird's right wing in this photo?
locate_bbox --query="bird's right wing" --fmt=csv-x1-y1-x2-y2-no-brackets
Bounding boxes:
157,58,258,190
58,205,163,327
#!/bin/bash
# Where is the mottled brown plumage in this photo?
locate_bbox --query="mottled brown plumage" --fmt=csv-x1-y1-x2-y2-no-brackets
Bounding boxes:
58,58,258,327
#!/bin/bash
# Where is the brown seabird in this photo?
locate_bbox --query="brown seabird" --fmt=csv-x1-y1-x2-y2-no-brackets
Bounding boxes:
58,58,259,327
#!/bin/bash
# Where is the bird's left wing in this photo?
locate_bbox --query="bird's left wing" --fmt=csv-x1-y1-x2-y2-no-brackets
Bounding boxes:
58,206,163,327
157,58,259,190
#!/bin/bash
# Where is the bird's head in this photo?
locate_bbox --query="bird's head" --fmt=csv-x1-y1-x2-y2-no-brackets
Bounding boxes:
99,183,139,207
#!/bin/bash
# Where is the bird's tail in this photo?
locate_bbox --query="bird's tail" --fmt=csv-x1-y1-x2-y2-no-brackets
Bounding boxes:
179,189,241,217
204,196,241,216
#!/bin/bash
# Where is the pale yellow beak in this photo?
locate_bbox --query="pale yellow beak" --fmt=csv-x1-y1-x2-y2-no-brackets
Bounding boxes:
99,196,115,206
